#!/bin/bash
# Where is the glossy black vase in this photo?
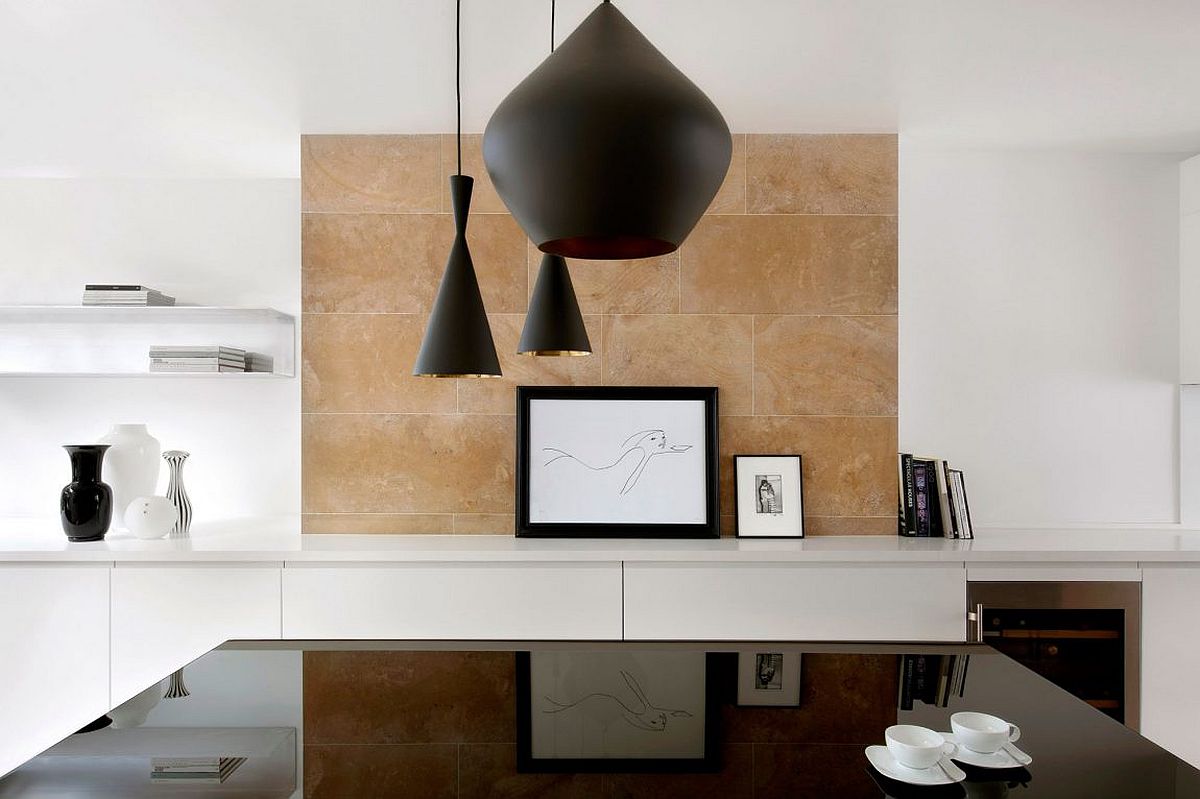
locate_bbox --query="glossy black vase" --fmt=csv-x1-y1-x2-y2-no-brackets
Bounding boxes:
60,445,113,542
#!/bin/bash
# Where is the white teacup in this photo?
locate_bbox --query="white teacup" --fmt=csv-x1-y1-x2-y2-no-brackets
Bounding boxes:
885,724,957,770
951,711,1021,754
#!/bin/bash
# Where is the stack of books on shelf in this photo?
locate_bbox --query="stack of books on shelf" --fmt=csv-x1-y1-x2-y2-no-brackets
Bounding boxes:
82,284,176,306
150,756,246,784
150,346,248,373
898,653,970,710
897,453,975,538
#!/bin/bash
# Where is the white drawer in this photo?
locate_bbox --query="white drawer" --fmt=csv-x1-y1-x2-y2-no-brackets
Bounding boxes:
624,563,966,641
282,562,622,640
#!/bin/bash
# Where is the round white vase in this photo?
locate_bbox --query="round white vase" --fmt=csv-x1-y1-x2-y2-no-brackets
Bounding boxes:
125,496,177,540
108,679,165,729
98,424,161,530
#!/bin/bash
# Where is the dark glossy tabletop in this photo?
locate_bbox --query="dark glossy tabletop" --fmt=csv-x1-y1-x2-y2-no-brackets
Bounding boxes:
1,642,1195,798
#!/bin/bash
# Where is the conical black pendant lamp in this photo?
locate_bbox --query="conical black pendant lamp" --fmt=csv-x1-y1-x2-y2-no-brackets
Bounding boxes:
413,0,501,378
518,1,592,358
483,0,731,261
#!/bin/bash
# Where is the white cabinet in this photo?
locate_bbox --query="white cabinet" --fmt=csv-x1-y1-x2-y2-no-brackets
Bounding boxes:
0,565,110,777
1142,566,1200,767
110,565,281,706
283,563,623,640
623,563,966,641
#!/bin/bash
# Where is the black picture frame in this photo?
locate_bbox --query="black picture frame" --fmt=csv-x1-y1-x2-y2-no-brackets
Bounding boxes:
733,454,805,539
516,386,719,538
515,651,723,774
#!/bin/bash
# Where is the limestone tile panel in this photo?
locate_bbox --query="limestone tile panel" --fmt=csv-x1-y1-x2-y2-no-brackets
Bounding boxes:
303,744,456,799
747,134,898,215
457,314,603,414
752,744,879,799
302,212,526,313
458,744,606,799
302,313,456,413
803,516,897,536
304,651,515,744
603,315,754,415
754,315,897,416
720,416,898,520
604,745,753,799
706,133,746,214
440,133,508,214
301,134,441,214
301,513,454,534
453,514,516,534
680,215,897,315
302,413,514,514
527,241,680,314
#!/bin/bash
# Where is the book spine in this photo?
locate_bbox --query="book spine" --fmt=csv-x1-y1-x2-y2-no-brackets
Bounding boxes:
916,458,944,537
936,460,957,539
84,284,150,291
897,454,908,536
958,472,975,539
901,454,916,536
899,655,915,711
913,462,931,537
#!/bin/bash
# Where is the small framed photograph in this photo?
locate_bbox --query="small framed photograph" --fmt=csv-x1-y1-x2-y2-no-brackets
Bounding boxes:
734,454,804,538
736,651,802,707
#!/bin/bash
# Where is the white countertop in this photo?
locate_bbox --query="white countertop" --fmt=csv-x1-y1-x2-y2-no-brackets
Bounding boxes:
4,517,1200,564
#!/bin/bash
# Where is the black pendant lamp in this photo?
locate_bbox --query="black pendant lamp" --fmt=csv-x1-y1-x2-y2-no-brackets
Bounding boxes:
413,0,501,378
518,2,592,358
483,0,731,261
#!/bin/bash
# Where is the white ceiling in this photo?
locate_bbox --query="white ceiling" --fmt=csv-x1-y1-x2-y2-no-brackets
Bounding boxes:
2,0,1199,178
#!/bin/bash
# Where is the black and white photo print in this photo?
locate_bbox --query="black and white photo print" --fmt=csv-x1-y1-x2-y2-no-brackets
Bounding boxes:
517,387,719,538
737,651,802,707
735,455,804,538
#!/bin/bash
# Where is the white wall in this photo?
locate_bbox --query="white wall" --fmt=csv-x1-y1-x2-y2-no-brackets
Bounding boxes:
900,145,1180,526
0,178,299,521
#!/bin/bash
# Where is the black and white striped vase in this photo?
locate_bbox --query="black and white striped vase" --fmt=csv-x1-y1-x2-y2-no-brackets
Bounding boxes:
163,450,192,537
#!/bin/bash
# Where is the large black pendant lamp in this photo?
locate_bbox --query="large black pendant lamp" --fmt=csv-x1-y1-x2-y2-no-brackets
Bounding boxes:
413,0,501,378
518,1,592,358
483,0,732,260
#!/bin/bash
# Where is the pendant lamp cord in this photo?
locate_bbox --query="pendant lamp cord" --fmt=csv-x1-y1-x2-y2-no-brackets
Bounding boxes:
456,0,462,176
550,0,555,52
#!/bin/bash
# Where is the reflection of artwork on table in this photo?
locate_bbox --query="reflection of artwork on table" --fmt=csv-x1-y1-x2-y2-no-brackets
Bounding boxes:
734,455,805,538
737,651,802,707
517,651,719,772
517,387,719,538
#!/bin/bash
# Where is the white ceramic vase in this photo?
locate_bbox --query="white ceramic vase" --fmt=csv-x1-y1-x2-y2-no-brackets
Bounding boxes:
98,424,161,530
108,679,165,729
125,496,177,540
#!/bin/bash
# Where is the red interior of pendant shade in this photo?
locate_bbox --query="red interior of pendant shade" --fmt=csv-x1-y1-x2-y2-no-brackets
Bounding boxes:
540,236,678,261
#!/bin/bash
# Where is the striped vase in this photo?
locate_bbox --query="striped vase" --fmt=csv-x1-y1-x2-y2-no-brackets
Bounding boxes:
163,450,192,537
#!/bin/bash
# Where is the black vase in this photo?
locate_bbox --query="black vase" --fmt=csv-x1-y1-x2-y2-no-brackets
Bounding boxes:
60,444,113,542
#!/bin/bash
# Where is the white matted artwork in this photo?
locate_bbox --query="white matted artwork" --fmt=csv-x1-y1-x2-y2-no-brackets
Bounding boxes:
517,387,719,537
736,650,802,707
518,650,716,771
734,454,805,538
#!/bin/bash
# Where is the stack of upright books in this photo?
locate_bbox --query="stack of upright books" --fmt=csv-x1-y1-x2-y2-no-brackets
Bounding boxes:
149,346,247,373
898,653,970,710
150,756,246,784
82,284,175,306
245,352,274,373
897,453,975,538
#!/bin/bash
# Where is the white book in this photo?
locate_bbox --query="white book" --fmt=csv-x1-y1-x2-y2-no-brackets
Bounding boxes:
150,346,245,357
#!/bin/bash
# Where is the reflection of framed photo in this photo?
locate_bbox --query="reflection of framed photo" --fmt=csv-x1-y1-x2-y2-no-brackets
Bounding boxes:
516,387,719,538
734,454,804,538
516,651,720,773
736,651,802,707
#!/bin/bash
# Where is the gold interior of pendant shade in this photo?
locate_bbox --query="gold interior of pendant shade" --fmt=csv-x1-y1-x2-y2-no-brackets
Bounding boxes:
517,349,591,357
418,373,503,379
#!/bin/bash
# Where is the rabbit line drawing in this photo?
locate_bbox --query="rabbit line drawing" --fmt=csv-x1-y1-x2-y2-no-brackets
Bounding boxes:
542,429,693,495
541,670,694,732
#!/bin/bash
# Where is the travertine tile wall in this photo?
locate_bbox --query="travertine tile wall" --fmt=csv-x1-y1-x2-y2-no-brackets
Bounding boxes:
301,133,897,535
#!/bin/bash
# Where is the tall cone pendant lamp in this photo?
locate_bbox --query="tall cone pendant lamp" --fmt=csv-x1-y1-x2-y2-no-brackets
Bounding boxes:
413,0,501,378
484,0,731,260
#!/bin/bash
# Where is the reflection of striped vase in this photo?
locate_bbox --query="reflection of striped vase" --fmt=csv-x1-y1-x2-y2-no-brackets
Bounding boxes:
163,450,192,537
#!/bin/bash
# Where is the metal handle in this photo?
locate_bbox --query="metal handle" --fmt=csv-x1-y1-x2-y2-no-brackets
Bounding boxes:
966,602,985,643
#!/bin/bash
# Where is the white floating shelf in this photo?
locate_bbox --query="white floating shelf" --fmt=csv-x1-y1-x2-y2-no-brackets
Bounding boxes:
0,306,296,378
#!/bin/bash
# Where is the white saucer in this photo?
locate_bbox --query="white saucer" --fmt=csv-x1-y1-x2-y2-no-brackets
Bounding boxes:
865,745,966,786
942,733,1033,768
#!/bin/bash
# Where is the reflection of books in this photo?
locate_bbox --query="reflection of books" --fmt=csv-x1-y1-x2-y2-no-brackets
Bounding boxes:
150,362,245,373
150,756,246,783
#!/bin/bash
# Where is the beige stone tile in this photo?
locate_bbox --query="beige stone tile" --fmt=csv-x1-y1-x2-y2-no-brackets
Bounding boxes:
706,133,746,214
441,133,508,214
803,516,897,536
302,413,515,513
304,744,457,799
680,215,897,314
720,416,897,518
302,213,526,313
302,314,457,413
754,315,897,416
301,134,441,213
459,744,606,798
747,134,898,215
527,241,680,314
304,651,516,744
301,513,454,534
457,314,603,414
603,315,753,415
453,514,515,534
